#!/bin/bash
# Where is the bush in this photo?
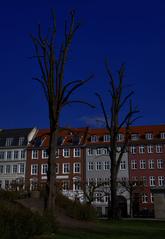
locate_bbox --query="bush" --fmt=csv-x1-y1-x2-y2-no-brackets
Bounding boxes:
0,200,58,239
56,193,96,221
0,189,29,201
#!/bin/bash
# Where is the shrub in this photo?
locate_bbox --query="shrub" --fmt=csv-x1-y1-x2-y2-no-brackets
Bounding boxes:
56,193,97,221
0,200,58,239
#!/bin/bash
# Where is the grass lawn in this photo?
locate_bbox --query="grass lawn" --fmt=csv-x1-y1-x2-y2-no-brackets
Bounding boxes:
55,220,165,239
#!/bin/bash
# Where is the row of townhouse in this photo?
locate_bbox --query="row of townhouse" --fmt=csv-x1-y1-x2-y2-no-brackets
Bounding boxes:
0,125,165,217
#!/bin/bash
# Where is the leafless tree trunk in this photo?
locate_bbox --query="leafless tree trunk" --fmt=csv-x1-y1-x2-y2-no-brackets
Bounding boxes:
31,11,94,211
96,63,139,219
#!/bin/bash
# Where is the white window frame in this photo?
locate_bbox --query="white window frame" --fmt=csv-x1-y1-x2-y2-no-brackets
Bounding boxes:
157,159,164,169
91,135,98,142
41,164,48,175
131,134,139,141
103,161,110,170
32,150,38,159
120,160,126,170
63,148,70,158
139,145,145,154
21,150,25,159
160,132,165,139
18,163,24,174
140,160,146,169
5,165,11,174
73,148,81,157
96,161,102,170
148,159,154,169
149,176,156,187
31,164,38,175
142,193,148,203
0,165,4,174
87,148,94,156
96,148,102,155
12,164,18,174
42,149,48,159
130,146,136,154
131,160,137,169
88,162,94,170
73,162,81,173
0,151,5,159
145,133,153,140
117,133,124,142
63,163,70,174
156,145,163,153
158,176,164,186
56,163,59,174
19,137,25,146
147,145,153,153
103,134,110,142
5,138,13,146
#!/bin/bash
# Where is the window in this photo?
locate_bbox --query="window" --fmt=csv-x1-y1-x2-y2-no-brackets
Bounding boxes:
139,145,145,154
158,176,164,186
7,151,12,159
143,176,147,186
19,137,25,146
13,165,18,173
160,132,165,139
42,149,48,159
103,161,110,170
0,165,3,174
148,160,154,169
73,148,81,157
88,162,94,170
150,193,154,203
103,134,110,142
41,164,48,175
131,160,137,169
14,151,19,159
130,146,136,154
87,148,94,156
91,135,98,142
63,148,70,157
63,163,70,173
145,133,153,140
147,145,153,153
140,160,146,169
157,159,164,169
96,162,101,170
95,193,103,203
31,164,38,175
5,165,11,174
120,160,126,170
156,144,162,153
102,148,108,155
142,193,148,203
149,176,156,186
96,148,102,155
117,133,124,141
19,163,25,173
21,150,25,159
5,138,13,146
56,163,59,174
55,149,59,158
73,163,80,173
32,150,38,159
62,181,69,190
0,151,5,159
131,134,139,141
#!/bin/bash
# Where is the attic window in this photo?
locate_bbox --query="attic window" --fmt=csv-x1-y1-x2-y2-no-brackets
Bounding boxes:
145,133,153,140
160,132,165,139
19,137,25,146
5,138,13,146
131,134,139,141
91,135,98,142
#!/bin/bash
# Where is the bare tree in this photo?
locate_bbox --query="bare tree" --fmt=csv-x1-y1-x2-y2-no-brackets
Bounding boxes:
31,11,94,211
118,179,144,217
96,63,139,219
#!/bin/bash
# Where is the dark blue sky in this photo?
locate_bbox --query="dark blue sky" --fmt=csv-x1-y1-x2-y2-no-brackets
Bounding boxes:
0,0,165,129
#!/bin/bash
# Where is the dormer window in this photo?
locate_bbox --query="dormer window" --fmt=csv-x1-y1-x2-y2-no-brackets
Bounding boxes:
91,135,98,142
131,134,139,141
117,133,124,142
103,135,110,142
5,138,13,146
160,132,165,139
145,133,153,140
19,137,25,146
